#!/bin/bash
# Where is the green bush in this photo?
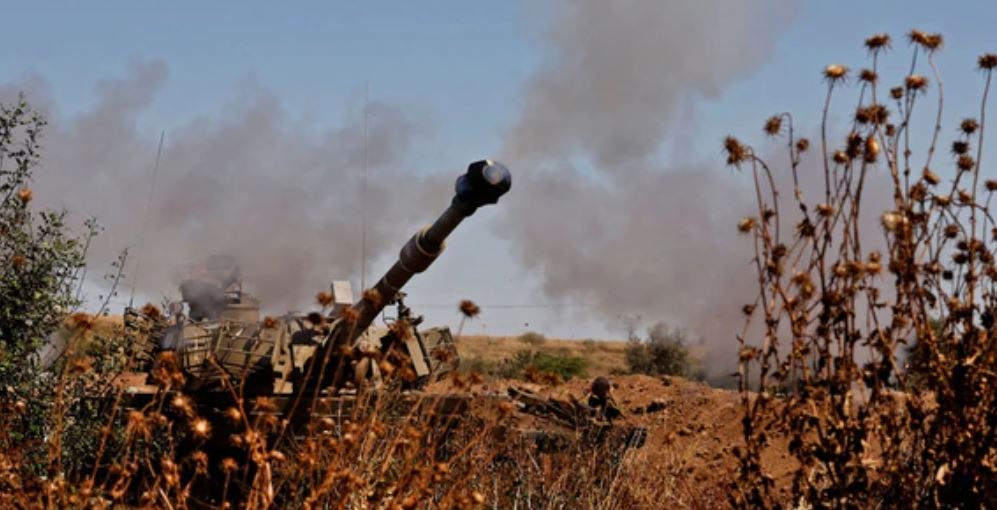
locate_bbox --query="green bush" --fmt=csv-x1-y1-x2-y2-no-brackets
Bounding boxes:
624,322,698,378
498,350,587,381
517,331,547,346
459,349,588,382
0,97,126,478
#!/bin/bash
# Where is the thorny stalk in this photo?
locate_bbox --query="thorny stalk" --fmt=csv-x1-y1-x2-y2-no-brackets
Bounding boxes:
727,31,997,509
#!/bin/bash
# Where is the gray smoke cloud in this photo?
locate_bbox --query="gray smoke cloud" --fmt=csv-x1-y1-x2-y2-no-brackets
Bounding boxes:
3,59,448,311
499,0,801,374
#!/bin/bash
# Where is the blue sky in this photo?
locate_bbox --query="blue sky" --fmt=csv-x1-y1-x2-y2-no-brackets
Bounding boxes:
1,2,537,164
6,1,994,157
3,1,996,339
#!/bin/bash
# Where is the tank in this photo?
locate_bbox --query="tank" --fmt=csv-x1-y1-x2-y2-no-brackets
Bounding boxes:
120,160,645,454
124,159,512,400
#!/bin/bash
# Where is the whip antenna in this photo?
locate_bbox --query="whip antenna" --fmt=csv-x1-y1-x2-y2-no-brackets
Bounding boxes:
129,130,165,308
361,83,369,292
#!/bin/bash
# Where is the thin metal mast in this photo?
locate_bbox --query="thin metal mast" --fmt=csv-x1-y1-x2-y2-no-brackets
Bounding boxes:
129,130,165,307
361,83,369,291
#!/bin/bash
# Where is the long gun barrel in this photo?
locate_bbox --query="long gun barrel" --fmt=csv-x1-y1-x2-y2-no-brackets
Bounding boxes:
295,160,511,393
347,160,511,339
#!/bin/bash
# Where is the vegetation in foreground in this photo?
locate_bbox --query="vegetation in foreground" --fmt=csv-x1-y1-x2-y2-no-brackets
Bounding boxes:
728,31,997,508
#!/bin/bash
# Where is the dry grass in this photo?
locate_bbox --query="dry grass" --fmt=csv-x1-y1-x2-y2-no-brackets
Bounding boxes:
3,316,700,509
456,335,629,377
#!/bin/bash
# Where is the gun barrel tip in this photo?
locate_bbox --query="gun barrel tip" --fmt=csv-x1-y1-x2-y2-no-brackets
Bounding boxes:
481,160,511,186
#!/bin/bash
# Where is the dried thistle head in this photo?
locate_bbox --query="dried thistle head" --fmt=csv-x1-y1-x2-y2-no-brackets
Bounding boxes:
141,303,161,320
157,350,178,366
126,410,150,439
986,180,997,192
865,33,892,52
170,394,194,417
68,312,95,331
855,106,871,124
978,53,997,70
316,291,334,307
882,211,908,231
378,359,396,377
724,136,749,167
909,30,943,51
891,87,904,100
253,397,277,413
191,418,212,439
842,133,863,161
459,299,480,318
859,68,878,83
908,29,930,47
961,118,979,134
341,306,359,324
362,288,383,308
905,74,929,92
192,451,208,475
224,407,242,423
796,138,810,153
957,154,975,171
856,105,889,125
865,136,881,162
764,115,783,136
738,217,756,234
833,150,850,164
17,188,32,204
952,140,970,155
823,64,849,83
220,458,238,473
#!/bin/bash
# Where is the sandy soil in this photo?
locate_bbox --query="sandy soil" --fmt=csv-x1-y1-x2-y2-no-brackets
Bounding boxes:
430,373,799,504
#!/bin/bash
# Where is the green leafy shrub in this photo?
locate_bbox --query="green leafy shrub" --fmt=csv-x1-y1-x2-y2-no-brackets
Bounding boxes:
624,323,697,377
461,349,588,382
517,331,546,346
0,97,131,479
495,350,588,381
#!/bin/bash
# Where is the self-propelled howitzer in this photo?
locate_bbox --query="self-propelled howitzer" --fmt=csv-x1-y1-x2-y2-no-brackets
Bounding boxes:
124,160,511,399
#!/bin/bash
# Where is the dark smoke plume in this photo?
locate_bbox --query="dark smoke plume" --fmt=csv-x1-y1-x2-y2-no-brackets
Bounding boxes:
499,0,800,374
2,59,447,311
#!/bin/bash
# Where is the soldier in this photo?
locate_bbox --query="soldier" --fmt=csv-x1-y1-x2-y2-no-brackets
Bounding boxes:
583,376,622,421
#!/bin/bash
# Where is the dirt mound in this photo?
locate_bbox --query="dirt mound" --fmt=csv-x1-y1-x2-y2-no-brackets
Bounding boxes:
430,374,798,504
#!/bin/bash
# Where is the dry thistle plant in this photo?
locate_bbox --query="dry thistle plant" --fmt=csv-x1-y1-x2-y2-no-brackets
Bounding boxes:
728,30,997,508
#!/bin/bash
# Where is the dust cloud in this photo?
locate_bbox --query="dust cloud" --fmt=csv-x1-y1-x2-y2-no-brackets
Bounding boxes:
1,59,448,312
498,0,801,375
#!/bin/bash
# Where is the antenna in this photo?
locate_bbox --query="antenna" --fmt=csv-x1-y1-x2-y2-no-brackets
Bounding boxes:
129,130,165,307
361,83,369,292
